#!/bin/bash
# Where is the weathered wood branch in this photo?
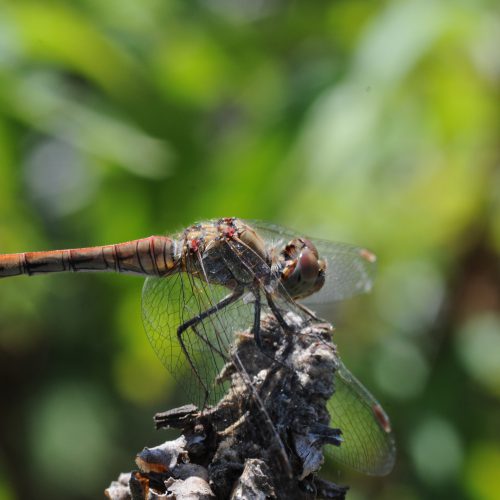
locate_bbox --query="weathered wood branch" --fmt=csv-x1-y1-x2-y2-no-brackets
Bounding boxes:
105,312,348,499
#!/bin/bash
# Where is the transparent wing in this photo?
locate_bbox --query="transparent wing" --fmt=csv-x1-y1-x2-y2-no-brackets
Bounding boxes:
305,238,376,304
326,359,396,475
246,220,376,304
141,270,255,407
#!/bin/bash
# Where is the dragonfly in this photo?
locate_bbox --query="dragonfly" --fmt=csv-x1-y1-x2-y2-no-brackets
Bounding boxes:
0,217,395,476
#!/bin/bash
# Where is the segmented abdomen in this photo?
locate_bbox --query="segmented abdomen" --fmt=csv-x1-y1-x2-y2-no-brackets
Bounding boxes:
0,236,179,278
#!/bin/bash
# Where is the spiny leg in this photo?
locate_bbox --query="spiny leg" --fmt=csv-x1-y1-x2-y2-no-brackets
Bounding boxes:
264,290,290,333
251,285,262,349
177,288,244,405
294,300,325,322
249,286,293,372
191,324,228,361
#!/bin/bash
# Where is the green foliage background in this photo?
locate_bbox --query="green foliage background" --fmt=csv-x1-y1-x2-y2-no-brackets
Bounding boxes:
0,1,499,499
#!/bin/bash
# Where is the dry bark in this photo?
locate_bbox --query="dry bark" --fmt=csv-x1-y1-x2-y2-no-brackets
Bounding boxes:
105,312,348,500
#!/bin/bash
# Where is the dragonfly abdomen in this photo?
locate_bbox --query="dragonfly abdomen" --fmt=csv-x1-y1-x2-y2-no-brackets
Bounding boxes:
0,236,179,278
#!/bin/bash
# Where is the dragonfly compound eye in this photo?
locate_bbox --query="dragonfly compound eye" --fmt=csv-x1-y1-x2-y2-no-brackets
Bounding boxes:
281,246,326,299
300,238,319,259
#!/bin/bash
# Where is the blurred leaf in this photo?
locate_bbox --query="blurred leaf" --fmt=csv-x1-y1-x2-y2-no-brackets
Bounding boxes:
410,416,464,485
0,71,172,179
465,443,500,500
8,2,148,101
456,313,500,396
28,383,117,495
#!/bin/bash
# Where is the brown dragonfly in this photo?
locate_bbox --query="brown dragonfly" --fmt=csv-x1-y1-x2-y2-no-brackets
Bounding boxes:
0,217,395,476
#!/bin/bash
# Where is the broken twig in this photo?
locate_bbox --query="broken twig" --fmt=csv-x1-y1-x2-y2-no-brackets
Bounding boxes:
105,312,348,499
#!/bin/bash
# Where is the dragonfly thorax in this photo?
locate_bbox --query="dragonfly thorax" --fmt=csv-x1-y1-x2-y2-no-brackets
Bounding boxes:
279,238,326,299
180,219,272,290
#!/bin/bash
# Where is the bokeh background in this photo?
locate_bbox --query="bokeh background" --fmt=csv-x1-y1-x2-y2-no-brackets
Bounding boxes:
0,1,499,499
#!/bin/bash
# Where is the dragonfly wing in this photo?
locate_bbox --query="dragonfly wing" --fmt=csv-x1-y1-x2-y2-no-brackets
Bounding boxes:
246,220,377,304
326,359,396,475
304,238,376,303
142,271,255,407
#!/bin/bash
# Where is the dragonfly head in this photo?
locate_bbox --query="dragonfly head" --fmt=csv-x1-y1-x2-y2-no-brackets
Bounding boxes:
280,238,326,299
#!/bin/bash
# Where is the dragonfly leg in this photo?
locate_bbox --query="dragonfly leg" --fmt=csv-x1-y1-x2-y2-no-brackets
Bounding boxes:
264,290,290,333
251,286,262,349
190,324,228,361
177,288,244,403
294,300,325,322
